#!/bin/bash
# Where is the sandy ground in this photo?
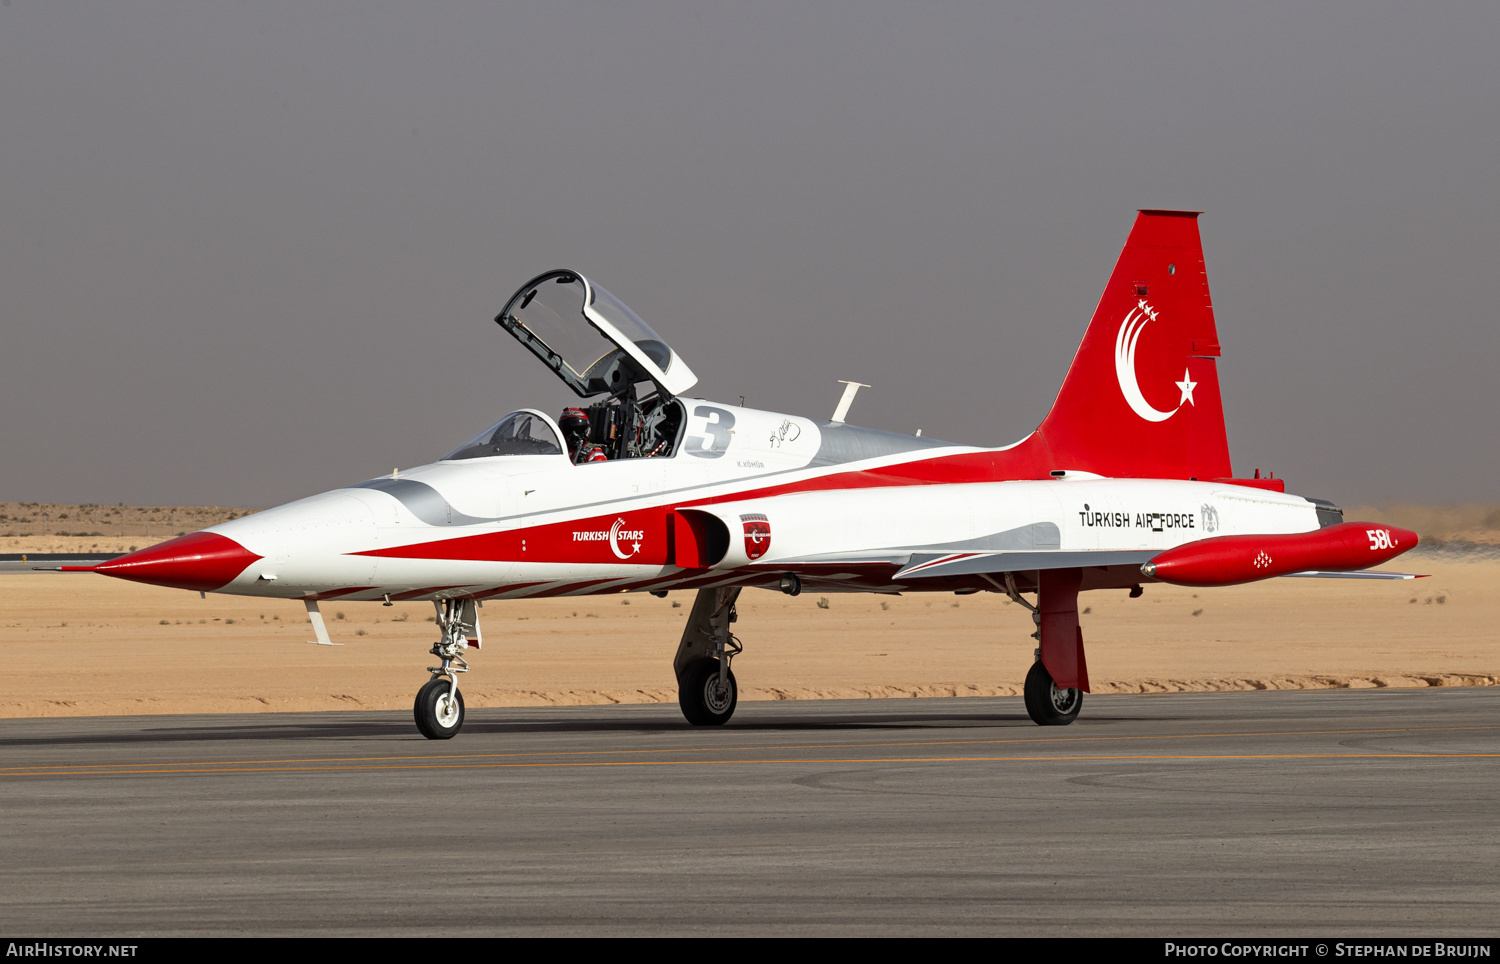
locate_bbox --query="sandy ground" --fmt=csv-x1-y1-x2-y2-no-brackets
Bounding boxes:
0,555,1495,717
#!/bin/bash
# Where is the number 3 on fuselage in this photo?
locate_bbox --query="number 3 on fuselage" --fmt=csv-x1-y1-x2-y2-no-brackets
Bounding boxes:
685,405,735,459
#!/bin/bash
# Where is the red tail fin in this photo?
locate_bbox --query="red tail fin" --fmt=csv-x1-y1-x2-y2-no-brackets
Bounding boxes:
1035,210,1231,480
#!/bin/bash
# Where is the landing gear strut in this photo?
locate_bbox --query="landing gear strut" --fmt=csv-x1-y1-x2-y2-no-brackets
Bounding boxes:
414,598,478,740
673,587,742,726
1003,570,1089,727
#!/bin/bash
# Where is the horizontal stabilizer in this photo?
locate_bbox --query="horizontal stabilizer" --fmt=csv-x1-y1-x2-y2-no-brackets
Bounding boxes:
1281,570,1428,580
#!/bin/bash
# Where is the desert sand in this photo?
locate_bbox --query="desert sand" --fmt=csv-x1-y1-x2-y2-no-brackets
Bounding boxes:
0,501,255,554
1,553,1495,718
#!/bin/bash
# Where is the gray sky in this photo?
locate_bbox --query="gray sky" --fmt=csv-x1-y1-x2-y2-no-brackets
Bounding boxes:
2,2,1496,508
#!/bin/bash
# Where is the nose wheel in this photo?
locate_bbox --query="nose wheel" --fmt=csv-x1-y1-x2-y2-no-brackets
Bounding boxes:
414,677,465,739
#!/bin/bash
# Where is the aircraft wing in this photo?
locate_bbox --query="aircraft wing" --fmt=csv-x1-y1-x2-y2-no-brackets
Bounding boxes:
887,553,1428,582
892,550,1156,580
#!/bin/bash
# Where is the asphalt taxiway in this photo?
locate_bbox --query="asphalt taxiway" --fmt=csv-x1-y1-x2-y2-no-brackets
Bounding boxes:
1,689,1497,936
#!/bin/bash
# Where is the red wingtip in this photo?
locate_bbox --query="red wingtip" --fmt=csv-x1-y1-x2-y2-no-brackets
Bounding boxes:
1145,522,1420,587
93,532,261,592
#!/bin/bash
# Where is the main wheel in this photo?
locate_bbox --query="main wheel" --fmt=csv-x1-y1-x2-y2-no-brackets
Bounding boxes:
414,678,466,739
679,656,737,726
1023,660,1082,726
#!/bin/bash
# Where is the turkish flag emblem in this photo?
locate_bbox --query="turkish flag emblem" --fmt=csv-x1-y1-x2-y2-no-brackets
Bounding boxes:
741,513,771,561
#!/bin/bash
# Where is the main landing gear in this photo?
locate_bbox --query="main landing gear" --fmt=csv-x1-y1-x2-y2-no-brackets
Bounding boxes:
1002,570,1090,727
414,598,479,740
674,586,742,725
1023,660,1082,726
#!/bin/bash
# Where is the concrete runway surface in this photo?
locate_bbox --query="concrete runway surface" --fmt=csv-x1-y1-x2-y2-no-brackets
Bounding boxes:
1,689,1497,936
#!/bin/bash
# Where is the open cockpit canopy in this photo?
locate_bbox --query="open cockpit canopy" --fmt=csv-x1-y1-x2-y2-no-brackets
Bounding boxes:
495,270,697,399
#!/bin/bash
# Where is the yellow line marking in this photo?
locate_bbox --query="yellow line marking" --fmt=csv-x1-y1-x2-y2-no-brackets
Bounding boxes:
4,752,1498,779
2,722,1495,774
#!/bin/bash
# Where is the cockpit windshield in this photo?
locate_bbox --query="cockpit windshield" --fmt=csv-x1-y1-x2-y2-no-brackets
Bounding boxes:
442,410,564,461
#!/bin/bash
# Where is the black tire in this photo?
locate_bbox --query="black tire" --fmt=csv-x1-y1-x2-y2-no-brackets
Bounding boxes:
679,657,737,726
414,678,465,739
1023,660,1082,726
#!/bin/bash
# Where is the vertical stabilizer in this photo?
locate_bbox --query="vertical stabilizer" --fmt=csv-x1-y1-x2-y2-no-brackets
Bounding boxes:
1035,211,1231,480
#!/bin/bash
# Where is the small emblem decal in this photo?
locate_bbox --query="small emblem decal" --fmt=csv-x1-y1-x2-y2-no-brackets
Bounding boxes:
741,513,771,561
1200,504,1220,534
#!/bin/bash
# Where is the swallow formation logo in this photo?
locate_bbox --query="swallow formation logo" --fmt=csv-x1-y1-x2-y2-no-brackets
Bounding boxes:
1115,300,1198,423
608,518,644,559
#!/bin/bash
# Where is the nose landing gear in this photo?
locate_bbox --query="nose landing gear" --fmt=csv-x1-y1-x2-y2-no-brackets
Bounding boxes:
415,598,478,740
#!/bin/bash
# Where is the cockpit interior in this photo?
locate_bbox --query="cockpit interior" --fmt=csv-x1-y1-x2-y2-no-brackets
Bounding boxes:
442,270,695,466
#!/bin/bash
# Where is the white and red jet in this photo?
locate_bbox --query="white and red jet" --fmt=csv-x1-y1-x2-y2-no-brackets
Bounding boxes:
71,211,1421,738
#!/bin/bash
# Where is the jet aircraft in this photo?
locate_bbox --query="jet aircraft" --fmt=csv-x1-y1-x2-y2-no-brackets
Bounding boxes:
67,211,1420,738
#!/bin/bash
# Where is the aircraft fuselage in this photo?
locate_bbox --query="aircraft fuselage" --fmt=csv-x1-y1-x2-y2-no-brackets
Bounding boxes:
185,399,1325,603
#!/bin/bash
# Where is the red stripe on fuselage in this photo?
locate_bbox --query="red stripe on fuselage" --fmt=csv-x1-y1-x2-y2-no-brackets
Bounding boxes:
350,447,1047,565
672,449,1042,508
354,507,670,565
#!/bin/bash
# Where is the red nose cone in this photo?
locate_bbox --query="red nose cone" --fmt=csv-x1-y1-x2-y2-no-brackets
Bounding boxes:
94,531,262,592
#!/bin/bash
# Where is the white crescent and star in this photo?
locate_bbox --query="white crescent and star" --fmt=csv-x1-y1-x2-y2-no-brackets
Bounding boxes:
1115,300,1197,421
608,518,641,559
